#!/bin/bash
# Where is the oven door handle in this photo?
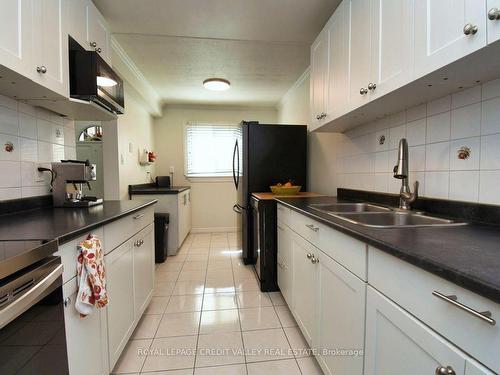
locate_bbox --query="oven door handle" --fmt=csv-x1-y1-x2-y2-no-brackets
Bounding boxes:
0,263,63,329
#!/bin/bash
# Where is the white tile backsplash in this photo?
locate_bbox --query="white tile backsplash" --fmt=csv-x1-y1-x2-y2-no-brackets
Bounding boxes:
336,79,500,204
0,94,76,201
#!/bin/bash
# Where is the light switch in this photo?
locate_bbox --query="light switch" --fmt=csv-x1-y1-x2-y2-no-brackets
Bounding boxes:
128,142,133,153
120,153,125,165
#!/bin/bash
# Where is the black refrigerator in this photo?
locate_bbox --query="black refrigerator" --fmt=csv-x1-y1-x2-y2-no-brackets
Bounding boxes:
232,121,307,265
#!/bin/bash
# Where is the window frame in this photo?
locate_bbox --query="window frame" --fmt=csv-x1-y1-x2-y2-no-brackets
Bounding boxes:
183,121,240,180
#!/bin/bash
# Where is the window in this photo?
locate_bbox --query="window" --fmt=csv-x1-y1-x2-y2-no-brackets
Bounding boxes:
78,125,103,142
185,122,241,177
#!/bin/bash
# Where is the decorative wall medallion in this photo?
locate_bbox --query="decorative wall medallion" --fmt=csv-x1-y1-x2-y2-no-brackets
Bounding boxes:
457,146,471,160
378,135,386,145
4,141,14,153
55,128,62,138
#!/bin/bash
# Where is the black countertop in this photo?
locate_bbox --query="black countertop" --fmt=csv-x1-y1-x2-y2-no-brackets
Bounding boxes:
0,199,157,245
276,196,500,304
129,183,190,195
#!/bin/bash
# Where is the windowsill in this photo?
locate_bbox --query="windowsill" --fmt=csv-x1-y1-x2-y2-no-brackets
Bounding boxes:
186,176,234,183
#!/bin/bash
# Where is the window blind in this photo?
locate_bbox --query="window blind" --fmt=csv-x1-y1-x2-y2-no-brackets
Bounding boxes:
185,122,241,177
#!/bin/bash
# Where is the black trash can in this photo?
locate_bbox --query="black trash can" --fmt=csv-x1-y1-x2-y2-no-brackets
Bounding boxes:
154,213,169,263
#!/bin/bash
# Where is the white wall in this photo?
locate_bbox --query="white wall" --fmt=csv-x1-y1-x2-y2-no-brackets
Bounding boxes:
277,69,341,195
153,104,277,231
115,83,156,199
0,95,76,200
335,78,500,205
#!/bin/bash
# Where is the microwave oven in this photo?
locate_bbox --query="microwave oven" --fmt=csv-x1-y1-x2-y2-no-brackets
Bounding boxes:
69,37,124,115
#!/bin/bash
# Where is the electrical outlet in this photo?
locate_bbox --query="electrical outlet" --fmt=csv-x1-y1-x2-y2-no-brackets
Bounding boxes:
128,142,133,153
120,153,125,165
169,166,175,173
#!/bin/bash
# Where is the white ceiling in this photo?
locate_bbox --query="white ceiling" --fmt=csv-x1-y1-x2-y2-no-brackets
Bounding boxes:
93,0,340,106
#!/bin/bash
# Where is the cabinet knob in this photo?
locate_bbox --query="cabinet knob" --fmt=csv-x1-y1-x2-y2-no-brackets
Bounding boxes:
311,256,319,264
36,66,47,74
320,112,327,119
306,253,313,259
488,8,500,20
96,47,102,53
316,114,321,120
435,366,456,375
90,41,97,48
463,23,478,35
368,83,377,91
64,297,71,308
360,87,368,95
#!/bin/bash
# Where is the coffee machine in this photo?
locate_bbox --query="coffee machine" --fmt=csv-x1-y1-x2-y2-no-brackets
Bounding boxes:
51,160,103,207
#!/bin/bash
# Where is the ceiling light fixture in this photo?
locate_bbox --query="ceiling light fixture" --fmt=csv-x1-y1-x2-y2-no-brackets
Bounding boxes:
203,78,230,91
97,76,118,87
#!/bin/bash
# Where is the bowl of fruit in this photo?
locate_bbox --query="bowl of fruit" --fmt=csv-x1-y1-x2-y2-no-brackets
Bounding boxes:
270,181,302,195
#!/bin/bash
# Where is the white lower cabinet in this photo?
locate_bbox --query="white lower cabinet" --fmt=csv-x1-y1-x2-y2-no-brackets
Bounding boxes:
134,224,155,316
316,252,366,375
365,286,468,375
106,237,135,368
291,232,318,345
63,279,108,375
277,220,293,307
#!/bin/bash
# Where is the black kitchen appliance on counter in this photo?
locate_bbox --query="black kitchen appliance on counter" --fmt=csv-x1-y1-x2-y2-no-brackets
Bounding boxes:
232,121,307,272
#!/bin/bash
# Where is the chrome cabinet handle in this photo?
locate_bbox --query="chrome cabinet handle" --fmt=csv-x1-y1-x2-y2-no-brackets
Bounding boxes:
436,366,456,375
64,297,71,308
133,213,145,220
489,8,500,20
90,41,97,48
305,224,319,232
359,87,368,95
432,291,496,325
36,66,47,74
311,255,319,264
463,23,478,35
306,253,313,259
367,83,377,91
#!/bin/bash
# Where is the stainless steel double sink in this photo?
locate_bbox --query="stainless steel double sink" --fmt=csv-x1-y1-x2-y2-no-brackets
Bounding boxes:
308,203,466,228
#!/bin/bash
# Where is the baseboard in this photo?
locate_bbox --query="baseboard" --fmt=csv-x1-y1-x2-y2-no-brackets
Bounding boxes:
190,227,238,233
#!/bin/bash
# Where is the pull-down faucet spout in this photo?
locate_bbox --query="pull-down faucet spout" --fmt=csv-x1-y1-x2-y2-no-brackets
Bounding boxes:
393,138,419,210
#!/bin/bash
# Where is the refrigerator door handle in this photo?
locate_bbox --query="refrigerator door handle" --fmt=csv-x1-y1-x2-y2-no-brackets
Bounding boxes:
236,139,240,188
232,140,238,189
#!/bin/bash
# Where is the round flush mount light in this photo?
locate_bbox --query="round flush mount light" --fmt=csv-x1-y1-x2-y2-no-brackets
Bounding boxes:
97,76,118,87
203,78,230,91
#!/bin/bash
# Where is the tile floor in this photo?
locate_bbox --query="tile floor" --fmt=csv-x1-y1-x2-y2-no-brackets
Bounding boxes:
112,232,324,375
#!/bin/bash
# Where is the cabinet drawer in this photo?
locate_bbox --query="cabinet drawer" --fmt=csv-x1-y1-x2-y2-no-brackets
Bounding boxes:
369,247,500,373
289,211,367,280
104,206,154,253
55,227,104,284
277,203,292,227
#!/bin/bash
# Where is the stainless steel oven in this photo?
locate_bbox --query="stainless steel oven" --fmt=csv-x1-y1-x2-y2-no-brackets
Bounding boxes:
0,240,68,375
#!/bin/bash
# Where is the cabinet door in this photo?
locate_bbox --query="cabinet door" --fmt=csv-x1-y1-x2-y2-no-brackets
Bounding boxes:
487,0,500,44
370,0,414,98
466,360,496,375
87,2,111,64
33,0,67,96
63,283,107,375
310,30,329,130
291,232,318,345
326,0,350,120
316,254,366,375
134,225,154,315
414,0,487,78
0,0,32,76
106,239,135,368
66,0,88,48
348,0,372,109
277,221,292,306
365,286,467,375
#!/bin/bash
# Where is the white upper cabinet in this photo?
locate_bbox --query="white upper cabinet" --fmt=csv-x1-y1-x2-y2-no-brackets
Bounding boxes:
66,0,88,48
87,1,111,64
326,0,350,120
487,0,500,44
0,0,32,76
365,286,467,375
414,0,487,78
310,30,329,130
32,0,67,96
348,0,372,110
370,0,414,98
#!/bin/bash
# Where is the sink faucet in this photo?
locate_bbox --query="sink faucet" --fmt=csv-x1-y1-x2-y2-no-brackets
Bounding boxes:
393,138,419,210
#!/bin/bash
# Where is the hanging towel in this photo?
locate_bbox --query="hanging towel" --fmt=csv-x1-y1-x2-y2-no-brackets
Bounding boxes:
75,234,109,317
